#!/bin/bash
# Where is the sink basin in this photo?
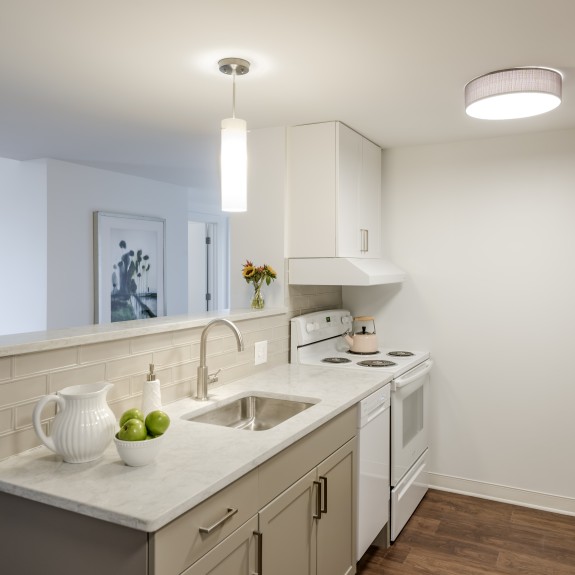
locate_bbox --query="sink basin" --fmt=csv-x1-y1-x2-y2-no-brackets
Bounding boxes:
183,395,316,431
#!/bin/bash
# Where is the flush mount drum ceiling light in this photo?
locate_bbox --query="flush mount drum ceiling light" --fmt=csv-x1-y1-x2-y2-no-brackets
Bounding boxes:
465,67,562,120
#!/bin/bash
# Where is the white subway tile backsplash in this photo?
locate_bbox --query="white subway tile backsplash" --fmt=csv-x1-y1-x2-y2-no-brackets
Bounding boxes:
107,377,131,401
0,276,341,460
0,426,42,461
172,362,195,383
14,348,78,378
130,332,174,354
49,364,107,393
0,408,12,434
153,345,192,367
273,324,290,340
160,380,192,404
15,400,56,429
106,353,153,381
0,358,11,381
172,328,201,346
79,339,131,364
1,375,47,406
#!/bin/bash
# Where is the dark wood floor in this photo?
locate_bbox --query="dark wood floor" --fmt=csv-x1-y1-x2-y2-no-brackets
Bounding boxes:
357,489,575,575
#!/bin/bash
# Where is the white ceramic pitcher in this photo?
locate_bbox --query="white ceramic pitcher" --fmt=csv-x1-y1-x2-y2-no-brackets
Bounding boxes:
32,382,116,463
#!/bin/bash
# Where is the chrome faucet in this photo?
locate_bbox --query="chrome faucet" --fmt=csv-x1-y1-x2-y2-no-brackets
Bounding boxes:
196,319,244,401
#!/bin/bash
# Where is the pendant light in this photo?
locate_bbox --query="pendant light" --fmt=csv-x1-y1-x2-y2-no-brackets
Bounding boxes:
465,67,562,120
219,57,250,212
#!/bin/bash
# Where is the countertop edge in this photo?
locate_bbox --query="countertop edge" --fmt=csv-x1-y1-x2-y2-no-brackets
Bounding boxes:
0,307,288,358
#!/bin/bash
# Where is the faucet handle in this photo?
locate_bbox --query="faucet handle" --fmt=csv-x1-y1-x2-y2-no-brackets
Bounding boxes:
208,369,222,384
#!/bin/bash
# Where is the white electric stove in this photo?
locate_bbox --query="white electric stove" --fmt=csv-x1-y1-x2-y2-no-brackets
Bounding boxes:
291,309,432,547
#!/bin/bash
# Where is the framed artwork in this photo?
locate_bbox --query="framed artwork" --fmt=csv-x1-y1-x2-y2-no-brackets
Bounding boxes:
94,212,166,324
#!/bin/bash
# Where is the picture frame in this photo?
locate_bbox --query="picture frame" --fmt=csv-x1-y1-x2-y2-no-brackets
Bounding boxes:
93,212,166,324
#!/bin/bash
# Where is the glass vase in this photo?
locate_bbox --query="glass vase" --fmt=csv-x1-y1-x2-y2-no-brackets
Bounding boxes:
251,285,265,310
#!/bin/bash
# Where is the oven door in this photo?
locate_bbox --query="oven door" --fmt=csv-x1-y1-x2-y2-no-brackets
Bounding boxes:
391,359,433,487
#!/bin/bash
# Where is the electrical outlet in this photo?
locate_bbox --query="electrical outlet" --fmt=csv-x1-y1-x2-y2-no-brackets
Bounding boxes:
254,340,268,365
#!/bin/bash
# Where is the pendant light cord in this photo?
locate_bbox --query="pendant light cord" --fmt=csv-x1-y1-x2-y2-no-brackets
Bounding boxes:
232,65,237,119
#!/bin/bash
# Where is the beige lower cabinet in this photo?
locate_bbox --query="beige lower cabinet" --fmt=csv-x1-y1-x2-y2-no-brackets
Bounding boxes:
259,439,356,575
175,436,357,575
0,408,357,575
153,408,358,575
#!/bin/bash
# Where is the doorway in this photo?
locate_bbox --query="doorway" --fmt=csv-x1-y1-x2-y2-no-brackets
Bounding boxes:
188,222,215,313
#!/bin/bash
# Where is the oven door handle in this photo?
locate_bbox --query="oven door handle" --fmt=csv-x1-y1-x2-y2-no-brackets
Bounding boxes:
393,360,433,390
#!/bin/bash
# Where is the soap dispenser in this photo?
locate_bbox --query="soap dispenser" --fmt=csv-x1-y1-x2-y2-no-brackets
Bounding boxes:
142,363,162,417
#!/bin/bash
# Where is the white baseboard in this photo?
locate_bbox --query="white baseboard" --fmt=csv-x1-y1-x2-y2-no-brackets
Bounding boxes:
428,472,575,517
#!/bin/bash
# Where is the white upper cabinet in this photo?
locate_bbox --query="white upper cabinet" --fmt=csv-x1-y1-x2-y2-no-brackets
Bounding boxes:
287,121,381,258
359,135,382,258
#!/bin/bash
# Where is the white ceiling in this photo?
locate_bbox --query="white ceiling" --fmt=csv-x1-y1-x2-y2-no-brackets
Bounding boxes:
1,0,574,205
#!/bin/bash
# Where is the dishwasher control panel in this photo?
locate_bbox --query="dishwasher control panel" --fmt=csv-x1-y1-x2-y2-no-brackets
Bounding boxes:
358,383,390,427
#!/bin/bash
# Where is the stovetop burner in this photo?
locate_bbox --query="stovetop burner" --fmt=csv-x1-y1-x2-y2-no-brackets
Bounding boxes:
321,357,353,364
357,359,397,368
387,351,414,357
347,350,380,356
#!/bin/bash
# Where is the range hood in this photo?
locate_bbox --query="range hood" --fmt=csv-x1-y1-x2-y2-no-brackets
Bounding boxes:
288,258,406,286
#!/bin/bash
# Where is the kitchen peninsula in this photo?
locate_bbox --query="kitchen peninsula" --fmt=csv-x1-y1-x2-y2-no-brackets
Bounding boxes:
0,360,390,575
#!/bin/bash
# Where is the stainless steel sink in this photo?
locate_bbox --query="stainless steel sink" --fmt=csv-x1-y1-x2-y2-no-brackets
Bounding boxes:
183,395,316,431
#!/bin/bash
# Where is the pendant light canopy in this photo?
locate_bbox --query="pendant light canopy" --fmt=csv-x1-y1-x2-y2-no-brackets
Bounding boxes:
219,57,250,212
465,67,562,120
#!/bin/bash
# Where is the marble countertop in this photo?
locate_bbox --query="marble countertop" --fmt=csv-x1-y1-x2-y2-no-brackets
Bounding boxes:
0,363,391,532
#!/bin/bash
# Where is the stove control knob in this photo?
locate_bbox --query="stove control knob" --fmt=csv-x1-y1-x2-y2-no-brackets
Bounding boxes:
306,322,319,333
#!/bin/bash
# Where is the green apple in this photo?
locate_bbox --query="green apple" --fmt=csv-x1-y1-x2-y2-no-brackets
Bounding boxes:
118,418,147,441
145,410,170,437
119,408,145,428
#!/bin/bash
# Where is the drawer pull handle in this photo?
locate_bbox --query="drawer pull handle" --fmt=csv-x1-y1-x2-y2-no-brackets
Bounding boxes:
199,507,238,534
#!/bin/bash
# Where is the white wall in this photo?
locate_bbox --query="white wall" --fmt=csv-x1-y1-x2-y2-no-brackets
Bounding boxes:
230,127,286,309
45,160,189,329
0,159,47,335
344,128,575,514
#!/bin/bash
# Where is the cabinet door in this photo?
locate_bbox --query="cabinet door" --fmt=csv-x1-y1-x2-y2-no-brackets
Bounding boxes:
259,468,318,575
336,123,362,257
182,516,258,575
359,137,382,258
287,122,337,257
317,439,356,575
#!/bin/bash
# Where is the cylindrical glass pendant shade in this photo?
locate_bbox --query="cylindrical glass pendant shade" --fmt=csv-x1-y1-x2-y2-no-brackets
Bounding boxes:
221,117,247,212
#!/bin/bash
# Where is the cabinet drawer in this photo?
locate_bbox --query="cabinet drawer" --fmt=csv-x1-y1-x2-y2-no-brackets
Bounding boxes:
258,406,356,507
181,515,259,575
150,469,258,575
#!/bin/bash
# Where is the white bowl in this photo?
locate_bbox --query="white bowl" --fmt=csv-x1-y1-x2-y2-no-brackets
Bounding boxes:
114,433,165,467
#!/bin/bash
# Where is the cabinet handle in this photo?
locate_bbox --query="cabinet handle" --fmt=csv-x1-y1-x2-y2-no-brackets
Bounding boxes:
360,229,368,252
319,475,328,514
252,530,263,575
313,480,322,519
198,507,238,534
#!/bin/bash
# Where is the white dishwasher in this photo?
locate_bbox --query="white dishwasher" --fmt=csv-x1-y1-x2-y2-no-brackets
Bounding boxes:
356,383,391,561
